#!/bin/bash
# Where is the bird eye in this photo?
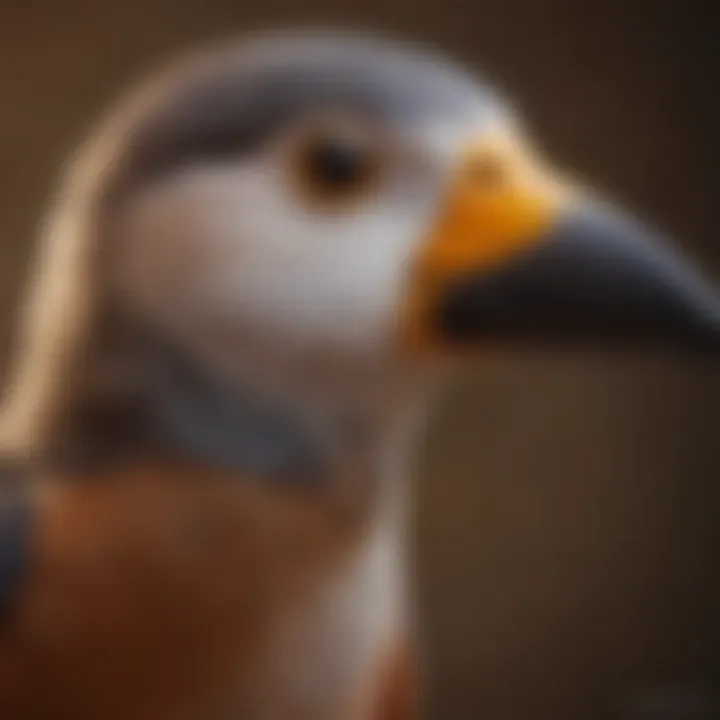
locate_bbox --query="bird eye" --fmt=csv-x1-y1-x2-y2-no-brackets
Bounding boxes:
291,123,381,207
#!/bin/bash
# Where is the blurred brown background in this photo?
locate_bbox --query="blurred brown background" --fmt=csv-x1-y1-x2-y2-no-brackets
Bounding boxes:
1,1,719,718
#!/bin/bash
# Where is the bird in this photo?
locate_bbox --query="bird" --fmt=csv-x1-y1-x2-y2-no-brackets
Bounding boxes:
1,30,719,720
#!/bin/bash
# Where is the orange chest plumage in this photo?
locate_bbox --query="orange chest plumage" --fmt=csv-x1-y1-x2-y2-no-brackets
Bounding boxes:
0,464,415,720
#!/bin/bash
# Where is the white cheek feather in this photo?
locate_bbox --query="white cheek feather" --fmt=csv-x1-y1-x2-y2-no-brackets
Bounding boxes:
115,151,440,357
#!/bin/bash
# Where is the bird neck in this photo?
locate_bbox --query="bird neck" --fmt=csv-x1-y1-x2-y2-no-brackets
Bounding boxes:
31,329,433,499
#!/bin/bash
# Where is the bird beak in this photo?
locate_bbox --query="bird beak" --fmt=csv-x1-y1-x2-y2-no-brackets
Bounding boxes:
402,129,720,356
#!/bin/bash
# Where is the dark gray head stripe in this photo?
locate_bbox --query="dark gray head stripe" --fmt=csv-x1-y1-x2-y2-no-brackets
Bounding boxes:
119,34,500,188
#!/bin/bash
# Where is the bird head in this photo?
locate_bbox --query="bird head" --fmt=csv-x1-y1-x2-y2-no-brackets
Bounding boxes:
105,33,720,373
2,31,719,462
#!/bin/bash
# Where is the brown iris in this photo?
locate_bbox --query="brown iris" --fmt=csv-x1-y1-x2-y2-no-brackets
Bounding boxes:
291,122,381,207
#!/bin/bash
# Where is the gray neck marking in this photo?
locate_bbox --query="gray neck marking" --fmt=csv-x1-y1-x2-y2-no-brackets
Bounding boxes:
44,331,376,485
141,339,341,481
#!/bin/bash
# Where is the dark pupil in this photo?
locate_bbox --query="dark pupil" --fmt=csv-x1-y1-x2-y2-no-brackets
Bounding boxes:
307,137,369,190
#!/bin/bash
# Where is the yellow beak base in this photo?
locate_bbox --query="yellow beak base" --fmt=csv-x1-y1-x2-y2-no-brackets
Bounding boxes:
400,131,720,357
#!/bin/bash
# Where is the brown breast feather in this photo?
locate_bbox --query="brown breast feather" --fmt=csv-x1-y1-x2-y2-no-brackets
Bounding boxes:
0,462,411,719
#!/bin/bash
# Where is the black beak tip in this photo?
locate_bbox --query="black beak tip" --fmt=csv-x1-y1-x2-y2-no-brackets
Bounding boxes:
438,206,720,359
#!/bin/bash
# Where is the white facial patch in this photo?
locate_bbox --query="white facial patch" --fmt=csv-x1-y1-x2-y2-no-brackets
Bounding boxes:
112,120,465,364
